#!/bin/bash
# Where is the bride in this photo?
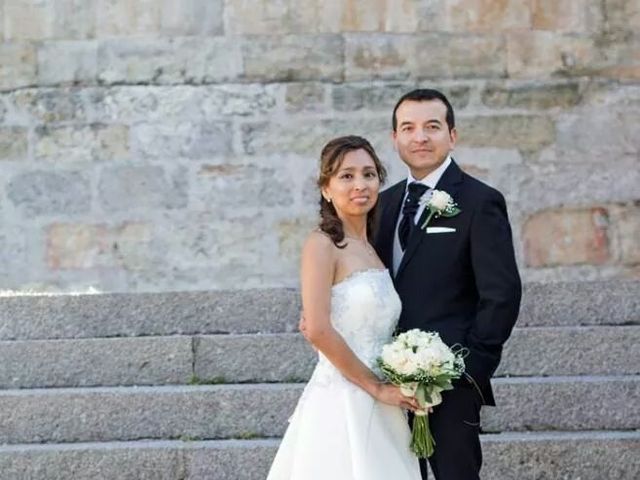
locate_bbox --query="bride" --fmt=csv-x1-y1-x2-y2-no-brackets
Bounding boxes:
266,136,422,479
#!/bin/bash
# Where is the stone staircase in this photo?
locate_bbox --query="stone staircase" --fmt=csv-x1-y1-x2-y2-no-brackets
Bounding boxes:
0,281,639,480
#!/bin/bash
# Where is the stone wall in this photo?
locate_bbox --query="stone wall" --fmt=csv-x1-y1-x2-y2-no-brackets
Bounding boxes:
0,0,638,293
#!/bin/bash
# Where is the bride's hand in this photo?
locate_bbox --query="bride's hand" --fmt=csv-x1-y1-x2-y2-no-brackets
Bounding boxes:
374,383,421,412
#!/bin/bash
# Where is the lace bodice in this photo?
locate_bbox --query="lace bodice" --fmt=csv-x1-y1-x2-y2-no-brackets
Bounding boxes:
311,269,401,386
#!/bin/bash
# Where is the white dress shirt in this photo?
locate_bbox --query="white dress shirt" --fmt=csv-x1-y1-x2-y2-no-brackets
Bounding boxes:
392,155,452,276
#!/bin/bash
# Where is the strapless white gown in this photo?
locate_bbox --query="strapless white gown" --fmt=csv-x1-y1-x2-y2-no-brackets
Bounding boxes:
266,269,421,480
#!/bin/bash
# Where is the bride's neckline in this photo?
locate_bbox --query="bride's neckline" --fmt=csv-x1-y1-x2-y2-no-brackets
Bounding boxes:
332,268,388,289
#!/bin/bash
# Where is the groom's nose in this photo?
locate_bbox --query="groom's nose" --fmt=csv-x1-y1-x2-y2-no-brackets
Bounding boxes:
412,128,429,142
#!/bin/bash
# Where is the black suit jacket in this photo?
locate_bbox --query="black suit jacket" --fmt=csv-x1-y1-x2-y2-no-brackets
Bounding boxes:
373,160,521,406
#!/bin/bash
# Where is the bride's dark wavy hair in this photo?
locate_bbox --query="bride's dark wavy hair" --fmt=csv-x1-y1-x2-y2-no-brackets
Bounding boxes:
317,136,388,248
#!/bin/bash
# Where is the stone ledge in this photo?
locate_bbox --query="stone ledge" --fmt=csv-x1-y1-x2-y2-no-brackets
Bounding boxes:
1,433,639,480
1,281,638,340
0,378,637,444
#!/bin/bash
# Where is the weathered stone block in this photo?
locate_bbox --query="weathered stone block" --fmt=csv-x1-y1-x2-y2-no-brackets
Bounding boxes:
46,222,152,270
191,165,294,210
507,31,597,77
285,83,326,113
333,81,412,111
447,0,530,31
523,207,610,267
457,115,556,152
241,117,388,155
0,128,28,161
3,0,54,40
518,159,640,212
37,41,97,85
200,84,279,117
52,0,97,39
224,0,290,34
531,0,601,33
98,37,242,85
556,110,639,158
0,97,6,124
159,0,223,35
34,124,129,162
131,122,232,159
7,171,90,216
242,35,344,82
609,203,640,265
332,82,470,112
0,229,27,281
601,0,640,37
0,42,37,90
278,217,318,268
226,0,420,34
96,0,161,36
90,87,199,123
10,88,89,123
593,35,640,80
414,33,507,78
482,82,582,109
345,34,413,81
98,165,188,212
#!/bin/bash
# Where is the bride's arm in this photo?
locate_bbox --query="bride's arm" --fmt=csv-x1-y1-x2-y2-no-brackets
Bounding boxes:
300,232,418,411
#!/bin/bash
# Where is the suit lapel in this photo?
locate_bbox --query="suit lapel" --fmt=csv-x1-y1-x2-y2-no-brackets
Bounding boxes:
375,181,406,270
395,159,464,279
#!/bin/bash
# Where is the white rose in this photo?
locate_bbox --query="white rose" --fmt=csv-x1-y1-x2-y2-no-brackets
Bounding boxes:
429,190,451,211
417,352,439,374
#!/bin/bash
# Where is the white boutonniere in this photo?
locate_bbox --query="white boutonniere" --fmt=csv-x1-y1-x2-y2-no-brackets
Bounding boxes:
418,190,461,231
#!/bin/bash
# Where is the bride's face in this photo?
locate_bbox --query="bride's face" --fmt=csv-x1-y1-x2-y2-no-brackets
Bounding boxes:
322,148,381,218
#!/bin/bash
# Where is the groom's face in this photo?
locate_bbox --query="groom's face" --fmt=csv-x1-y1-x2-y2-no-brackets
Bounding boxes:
392,99,457,180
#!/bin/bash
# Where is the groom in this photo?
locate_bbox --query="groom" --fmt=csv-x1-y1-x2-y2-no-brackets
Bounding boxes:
373,89,521,479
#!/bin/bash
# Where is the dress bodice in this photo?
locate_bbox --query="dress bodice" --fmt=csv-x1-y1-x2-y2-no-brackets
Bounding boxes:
313,269,401,385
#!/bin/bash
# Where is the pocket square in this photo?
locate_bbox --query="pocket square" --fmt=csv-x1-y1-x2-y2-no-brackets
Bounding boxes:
426,227,456,234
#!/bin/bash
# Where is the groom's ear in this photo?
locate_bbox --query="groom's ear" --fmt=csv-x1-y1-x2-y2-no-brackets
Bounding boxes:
449,127,457,147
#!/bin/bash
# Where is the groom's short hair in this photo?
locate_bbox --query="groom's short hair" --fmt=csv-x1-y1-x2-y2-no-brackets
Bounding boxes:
392,89,455,133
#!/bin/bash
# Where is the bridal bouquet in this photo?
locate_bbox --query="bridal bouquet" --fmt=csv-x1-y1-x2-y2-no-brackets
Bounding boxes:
377,329,467,458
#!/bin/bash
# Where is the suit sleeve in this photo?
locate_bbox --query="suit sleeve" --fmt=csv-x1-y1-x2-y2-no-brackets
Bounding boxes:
464,189,522,388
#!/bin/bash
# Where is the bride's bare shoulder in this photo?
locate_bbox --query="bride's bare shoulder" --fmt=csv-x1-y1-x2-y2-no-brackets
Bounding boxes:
303,229,337,257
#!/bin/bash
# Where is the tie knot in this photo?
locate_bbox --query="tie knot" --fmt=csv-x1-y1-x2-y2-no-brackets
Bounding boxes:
402,182,428,217
407,182,428,199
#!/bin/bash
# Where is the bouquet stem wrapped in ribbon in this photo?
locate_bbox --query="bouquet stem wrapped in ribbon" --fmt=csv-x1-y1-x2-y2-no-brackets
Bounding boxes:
377,329,467,458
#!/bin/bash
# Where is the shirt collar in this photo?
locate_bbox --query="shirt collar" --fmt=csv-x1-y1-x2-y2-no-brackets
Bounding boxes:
406,155,452,190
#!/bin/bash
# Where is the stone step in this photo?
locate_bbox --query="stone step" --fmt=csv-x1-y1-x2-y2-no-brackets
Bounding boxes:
1,432,639,480
1,280,638,340
3,326,638,389
0,377,637,444
0,336,194,389
194,325,640,384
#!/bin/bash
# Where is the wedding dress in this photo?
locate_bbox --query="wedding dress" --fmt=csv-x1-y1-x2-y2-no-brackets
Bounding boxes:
266,269,422,480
